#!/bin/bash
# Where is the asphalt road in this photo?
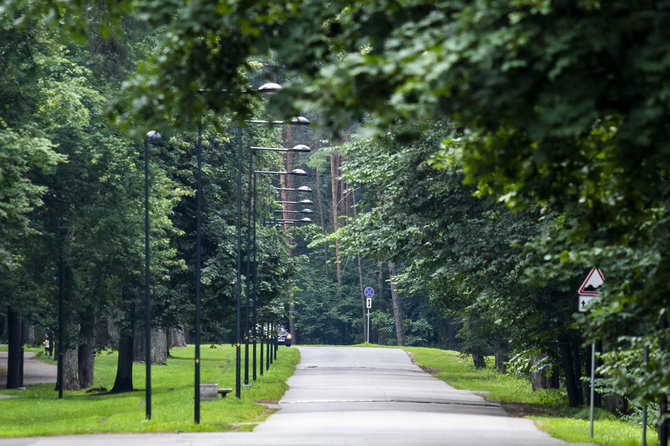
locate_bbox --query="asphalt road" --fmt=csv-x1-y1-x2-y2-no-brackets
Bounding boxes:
0,346,585,445
0,351,57,390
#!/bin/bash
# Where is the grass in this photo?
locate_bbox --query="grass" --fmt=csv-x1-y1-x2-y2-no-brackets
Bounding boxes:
403,346,658,446
0,344,299,437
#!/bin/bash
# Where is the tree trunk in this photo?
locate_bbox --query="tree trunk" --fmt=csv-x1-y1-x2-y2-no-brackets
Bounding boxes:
27,325,35,345
472,352,486,369
530,353,551,391
559,339,582,407
352,190,367,342
6,308,22,389
330,152,342,286
78,310,95,388
387,261,405,346
168,327,187,347
376,261,385,345
289,302,297,346
315,168,329,280
134,327,168,365
62,348,80,391
111,293,135,393
494,345,507,373
572,342,584,405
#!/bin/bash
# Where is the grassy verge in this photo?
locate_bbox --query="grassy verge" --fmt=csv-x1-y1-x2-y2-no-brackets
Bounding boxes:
0,344,299,437
403,346,657,446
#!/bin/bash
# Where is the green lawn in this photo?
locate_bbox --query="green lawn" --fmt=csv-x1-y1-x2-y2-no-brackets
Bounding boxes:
0,344,299,436
403,346,658,446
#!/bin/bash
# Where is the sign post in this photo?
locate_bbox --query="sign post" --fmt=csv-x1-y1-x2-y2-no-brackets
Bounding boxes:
364,287,374,343
578,268,604,439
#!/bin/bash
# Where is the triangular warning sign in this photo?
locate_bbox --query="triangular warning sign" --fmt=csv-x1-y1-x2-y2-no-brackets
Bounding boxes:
578,268,604,295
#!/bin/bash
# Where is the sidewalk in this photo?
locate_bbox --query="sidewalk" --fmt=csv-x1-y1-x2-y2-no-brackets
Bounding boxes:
0,350,57,390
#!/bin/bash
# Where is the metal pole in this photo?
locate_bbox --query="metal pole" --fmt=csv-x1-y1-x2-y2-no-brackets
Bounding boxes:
244,137,253,387
659,314,668,446
236,126,242,399
589,342,595,438
144,137,152,420
19,319,24,387
57,254,63,399
194,124,203,423
260,323,264,376
266,323,271,370
643,346,649,446
367,309,370,344
252,172,258,381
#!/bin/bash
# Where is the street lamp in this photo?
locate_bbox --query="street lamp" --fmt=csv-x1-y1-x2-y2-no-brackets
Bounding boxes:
143,130,162,421
251,144,311,153
255,168,308,176
278,198,314,206
242,86,311,385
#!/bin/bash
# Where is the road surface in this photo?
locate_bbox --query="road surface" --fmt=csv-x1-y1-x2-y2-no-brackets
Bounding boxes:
0,351,57,390
0,346,585,445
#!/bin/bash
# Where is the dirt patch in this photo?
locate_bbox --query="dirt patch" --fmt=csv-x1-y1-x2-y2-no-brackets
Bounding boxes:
501,402,555,418
256,399,279,404
418,365,441,375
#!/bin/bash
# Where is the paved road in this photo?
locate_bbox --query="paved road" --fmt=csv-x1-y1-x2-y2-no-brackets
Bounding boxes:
0,346,583,445
0,351,57,390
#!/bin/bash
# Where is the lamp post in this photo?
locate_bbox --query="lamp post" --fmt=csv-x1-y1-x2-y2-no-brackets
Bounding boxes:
248,167,310,382
245,107,311,383
143,130,162,421
194,124,203,423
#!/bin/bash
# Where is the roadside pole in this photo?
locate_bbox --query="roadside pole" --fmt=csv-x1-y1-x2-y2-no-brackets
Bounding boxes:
577,267,604,440
364,287,374,343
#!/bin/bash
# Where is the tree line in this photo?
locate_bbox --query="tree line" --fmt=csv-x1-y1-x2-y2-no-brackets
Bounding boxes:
0,6,299,393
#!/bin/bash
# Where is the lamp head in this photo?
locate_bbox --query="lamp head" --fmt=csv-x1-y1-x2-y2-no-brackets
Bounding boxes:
258,83,282,95
290,116,310,125
291,144,311,152
146,130,162,143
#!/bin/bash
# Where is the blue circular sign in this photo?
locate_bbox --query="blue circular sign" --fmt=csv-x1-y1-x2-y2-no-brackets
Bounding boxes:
364,287,374,298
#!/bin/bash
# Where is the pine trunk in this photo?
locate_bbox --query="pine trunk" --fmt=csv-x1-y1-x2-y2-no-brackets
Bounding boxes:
315,168,329,280
376,261,385,345
330,152,342,285
387,261,405,346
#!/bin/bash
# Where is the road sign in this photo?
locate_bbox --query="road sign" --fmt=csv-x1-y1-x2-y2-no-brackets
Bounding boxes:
364,287,374,298
579,295,598,312
578,268,604,295
578,268,604,312
366,297,372,309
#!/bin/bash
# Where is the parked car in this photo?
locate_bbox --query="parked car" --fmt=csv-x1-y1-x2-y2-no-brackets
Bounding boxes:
277,328,292,347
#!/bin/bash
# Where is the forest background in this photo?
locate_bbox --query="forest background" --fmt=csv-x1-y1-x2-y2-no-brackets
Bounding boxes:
0,0,668,439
